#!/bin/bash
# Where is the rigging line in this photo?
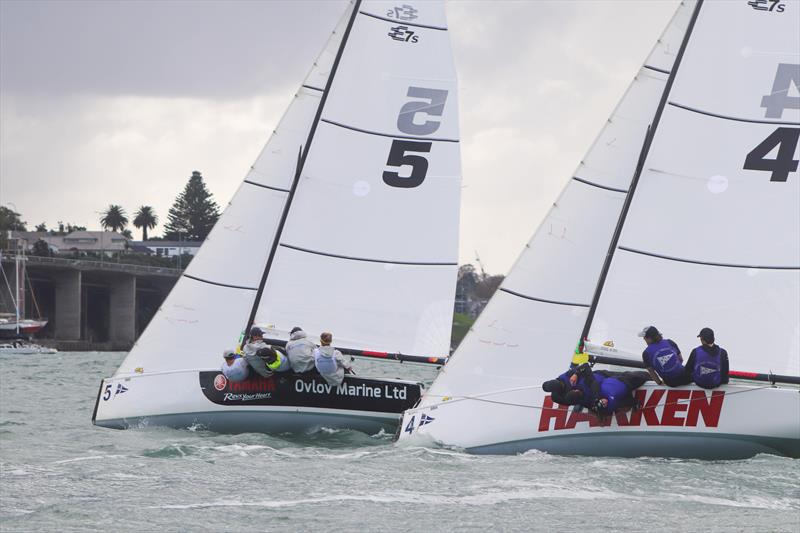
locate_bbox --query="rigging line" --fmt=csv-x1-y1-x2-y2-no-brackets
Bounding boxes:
243,180,290,193
578,0,705,348
420,383,775,412
25,273,42,318
668,101,800,126
279,243,457,266
618,246,800,270
572,176,628,194
0,264,16,308
242,0,364,338
302,84,324,92
358,10,448,31
499,288,590,308
320,118,459,143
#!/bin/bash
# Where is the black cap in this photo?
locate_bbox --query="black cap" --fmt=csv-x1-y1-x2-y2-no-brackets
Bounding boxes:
542,379,565,394
637,326,660,339
290,327,302,334
698,327,715,343
250,326,263,337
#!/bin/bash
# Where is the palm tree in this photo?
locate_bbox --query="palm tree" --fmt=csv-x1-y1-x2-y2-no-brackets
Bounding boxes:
133,205,158,241
99,205,128,233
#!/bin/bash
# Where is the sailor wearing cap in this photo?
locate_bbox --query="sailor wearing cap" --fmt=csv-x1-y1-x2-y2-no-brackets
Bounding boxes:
243,327,274,378
685,327,729,389
285,326,317,373
638,325,691,387
221,349,249,383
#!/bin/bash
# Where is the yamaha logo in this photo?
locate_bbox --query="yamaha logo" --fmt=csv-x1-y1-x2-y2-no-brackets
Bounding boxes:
214,374,227,391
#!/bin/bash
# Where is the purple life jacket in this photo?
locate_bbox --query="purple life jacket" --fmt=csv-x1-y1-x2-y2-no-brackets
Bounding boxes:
692,346,722,388
644,339,684,380
598,377,628,413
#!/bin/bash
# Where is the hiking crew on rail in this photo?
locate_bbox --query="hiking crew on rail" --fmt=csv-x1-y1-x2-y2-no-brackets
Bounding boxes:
221,327,356,384
543,325,731,416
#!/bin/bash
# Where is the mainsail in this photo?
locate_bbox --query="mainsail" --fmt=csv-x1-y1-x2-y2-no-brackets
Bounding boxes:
402,0,799,456
115,0,461,376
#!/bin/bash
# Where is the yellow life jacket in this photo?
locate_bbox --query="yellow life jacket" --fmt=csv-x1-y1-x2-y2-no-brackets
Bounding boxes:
266,350,285,370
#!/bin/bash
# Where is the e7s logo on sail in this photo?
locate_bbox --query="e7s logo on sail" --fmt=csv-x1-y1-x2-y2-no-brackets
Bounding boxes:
747,0,786,12
388,25,419,43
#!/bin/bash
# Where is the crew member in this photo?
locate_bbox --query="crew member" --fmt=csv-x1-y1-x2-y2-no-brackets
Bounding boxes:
243,327,273,377
285,327,316,373
258,346,291,373
313,332,353,387
578,365,649,418
542,362,606,410
221,349,249,383
685,327,729,389
639,325,690,386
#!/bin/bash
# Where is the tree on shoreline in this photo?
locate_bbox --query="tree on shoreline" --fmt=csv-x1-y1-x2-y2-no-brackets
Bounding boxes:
0,207,26,248
133,206,158,241
163,171,220,241
100,205,128,233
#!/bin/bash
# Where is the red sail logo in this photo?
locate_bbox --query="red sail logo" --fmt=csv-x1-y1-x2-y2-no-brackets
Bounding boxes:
213,374,227,391
538,389,725,432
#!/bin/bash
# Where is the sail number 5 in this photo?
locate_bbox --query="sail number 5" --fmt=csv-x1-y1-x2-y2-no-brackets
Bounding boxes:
383,87,449,188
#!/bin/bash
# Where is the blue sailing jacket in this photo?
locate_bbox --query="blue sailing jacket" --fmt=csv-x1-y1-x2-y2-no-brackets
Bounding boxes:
643,339,684,380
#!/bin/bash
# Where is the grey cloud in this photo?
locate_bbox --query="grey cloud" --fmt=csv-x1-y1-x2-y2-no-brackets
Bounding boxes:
0,0,680,273
0,0,347,98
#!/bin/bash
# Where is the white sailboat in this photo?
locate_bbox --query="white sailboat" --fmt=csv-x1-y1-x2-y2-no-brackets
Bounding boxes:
93,0,461,433
398,0,800,459
0,238,54,353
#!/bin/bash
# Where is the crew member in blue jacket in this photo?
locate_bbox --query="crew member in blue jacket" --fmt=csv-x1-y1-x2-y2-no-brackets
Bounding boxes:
542,365,600,409
576,364,649,418
542,366,586,407
638,325,691,386
685,327,729,389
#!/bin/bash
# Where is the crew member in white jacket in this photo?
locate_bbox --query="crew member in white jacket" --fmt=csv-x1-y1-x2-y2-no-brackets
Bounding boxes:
221,349,249,382
285,327,316,373
313,332,353,387
243,327,273,377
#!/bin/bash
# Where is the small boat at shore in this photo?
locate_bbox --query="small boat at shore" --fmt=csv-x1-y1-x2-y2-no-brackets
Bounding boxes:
94,0,461,434
0,317,48,338
0,341,57,355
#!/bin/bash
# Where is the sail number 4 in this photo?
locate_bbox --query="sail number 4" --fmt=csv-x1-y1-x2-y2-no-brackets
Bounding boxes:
383,87,449,188
743,64,800,182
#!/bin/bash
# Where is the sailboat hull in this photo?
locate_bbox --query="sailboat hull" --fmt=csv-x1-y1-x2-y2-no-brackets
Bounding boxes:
397,383,800,459
93,370,421,435
0,319,48,338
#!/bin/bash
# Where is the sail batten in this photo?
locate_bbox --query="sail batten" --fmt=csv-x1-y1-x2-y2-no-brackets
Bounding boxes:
617,246,800,271
498,288,590,308
278,243,457,266
667,101,800,125
319,118,459,142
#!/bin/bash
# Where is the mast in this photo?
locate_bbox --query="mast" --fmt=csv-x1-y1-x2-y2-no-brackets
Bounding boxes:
579,0,705,347
242,0,363,339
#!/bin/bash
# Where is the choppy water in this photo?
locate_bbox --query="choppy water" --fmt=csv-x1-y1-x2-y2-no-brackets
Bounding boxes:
1,352,798,532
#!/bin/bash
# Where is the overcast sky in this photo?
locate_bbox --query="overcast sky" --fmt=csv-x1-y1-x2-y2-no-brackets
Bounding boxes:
0,0,679,274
